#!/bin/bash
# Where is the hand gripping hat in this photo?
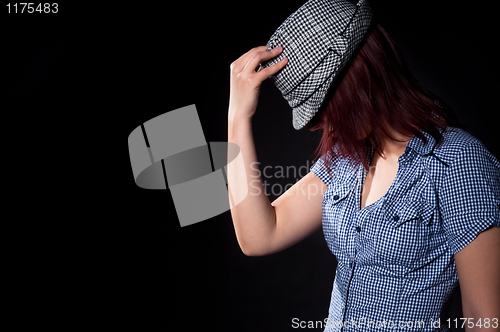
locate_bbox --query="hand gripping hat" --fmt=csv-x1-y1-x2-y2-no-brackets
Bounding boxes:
261,0,373,130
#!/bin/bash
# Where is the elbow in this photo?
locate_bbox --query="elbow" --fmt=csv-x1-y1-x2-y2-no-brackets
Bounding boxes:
241,248,266,257
241,247,259,257
238,241,270,257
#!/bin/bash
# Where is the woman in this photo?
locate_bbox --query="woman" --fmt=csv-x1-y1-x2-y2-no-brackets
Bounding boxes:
227,0,499,330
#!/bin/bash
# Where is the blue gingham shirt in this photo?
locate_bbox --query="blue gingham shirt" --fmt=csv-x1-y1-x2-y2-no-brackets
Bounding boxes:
310,127,500,331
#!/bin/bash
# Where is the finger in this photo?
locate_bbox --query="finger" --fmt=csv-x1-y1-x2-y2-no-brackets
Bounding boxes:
243,46,283,74
231,45,269,73
255,56,288,82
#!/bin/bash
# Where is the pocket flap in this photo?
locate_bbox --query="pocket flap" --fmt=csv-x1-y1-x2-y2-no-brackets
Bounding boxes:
323,181,353,205
384,199,434,228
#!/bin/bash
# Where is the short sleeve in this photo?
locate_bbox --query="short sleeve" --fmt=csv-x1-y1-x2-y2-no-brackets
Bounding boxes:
438,141,500,255
310,154,334,187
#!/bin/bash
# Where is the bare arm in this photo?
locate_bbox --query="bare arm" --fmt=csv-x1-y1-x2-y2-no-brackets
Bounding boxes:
455,226,500,330
227,46,327,256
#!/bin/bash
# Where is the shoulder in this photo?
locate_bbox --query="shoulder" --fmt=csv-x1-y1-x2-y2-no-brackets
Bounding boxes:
433,127,500,169
310,146,355,187
432,128,500,255
433,127,500,202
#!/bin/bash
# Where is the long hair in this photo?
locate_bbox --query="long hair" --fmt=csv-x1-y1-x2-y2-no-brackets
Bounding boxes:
306,24,462,174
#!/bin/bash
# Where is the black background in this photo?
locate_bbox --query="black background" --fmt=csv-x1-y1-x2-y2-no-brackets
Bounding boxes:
2,1,498,330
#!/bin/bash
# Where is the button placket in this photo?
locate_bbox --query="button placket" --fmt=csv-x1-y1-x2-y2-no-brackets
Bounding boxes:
352,166,370,268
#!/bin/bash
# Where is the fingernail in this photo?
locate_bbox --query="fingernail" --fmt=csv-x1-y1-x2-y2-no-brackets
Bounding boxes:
281,57,288,63
274,46,282,52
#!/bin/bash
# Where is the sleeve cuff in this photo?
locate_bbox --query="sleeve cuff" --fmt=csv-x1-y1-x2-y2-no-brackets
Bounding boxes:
310,156,333,187
449,213,500,255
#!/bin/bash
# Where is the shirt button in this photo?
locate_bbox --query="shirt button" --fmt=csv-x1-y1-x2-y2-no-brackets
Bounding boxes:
333,195,339,200
393,215,400,221
349,262,353,268
355,226,361,232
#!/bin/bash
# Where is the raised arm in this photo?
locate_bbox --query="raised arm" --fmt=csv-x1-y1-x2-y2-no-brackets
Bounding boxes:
227,46,326,256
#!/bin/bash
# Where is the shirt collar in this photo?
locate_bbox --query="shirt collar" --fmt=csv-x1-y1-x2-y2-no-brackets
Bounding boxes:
405,130,437,156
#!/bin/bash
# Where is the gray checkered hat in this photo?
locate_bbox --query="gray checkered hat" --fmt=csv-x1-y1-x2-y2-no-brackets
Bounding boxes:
261,0,373,130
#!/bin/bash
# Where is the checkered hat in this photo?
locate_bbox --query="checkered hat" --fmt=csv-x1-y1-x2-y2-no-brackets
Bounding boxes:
261,0,373,130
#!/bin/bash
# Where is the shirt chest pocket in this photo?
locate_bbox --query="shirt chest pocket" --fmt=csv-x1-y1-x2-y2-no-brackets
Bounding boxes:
374,199,435,272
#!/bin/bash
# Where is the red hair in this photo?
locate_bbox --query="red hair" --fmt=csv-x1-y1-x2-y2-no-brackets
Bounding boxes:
306,24,462,173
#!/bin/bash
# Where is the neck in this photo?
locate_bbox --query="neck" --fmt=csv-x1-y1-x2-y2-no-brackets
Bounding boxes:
378,128,412,159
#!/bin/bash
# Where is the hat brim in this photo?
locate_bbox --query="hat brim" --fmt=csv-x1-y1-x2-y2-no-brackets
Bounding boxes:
291,52,341,130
